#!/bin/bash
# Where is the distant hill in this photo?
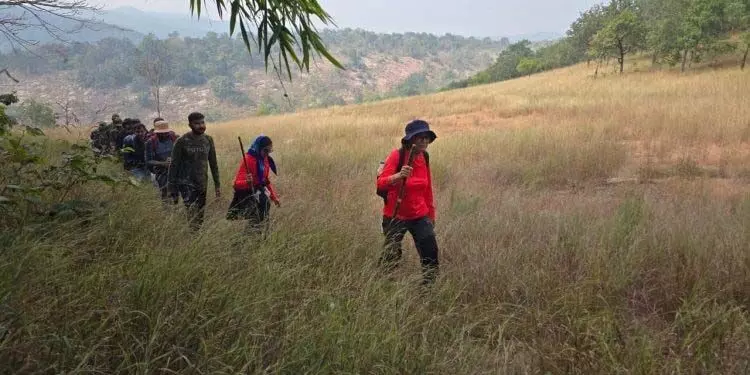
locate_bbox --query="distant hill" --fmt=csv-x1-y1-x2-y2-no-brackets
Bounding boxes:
2,5,561,52
0,9,142,50
0,6,229,50
96,7,229,39
2,27,507,124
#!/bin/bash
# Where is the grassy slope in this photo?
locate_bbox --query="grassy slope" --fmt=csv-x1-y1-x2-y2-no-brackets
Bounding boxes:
4,62,750,373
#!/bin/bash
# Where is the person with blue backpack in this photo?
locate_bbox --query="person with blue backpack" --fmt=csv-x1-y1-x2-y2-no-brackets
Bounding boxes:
145,119,178,205
376,119,439,285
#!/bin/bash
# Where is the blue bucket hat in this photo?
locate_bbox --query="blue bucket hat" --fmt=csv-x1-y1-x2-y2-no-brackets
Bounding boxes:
402,119,437,143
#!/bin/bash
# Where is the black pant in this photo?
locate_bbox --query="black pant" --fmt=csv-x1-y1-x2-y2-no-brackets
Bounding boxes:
245,191,271,236
381,216,439,284
178,184,207,230
227,188,271,236
154,173,174,204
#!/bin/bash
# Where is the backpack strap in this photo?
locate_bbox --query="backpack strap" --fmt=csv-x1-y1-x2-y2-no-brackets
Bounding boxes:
396,147,406,173
151,135,158,153
150,132,178,153
397,148,429,169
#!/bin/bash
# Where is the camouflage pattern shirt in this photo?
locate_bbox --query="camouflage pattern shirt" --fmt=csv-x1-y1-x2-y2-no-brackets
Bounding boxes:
107,125,123,151
168,131,220,191
91,123,115,153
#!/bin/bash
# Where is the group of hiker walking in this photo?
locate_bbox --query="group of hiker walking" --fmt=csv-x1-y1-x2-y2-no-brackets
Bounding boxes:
91,112,281,235
91,114,439,285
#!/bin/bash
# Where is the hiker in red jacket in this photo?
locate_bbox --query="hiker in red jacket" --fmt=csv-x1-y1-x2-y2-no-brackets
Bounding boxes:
376,120,438,285
228,135,280,236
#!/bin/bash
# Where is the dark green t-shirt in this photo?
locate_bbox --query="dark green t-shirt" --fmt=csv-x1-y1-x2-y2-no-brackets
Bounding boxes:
168,131,220,191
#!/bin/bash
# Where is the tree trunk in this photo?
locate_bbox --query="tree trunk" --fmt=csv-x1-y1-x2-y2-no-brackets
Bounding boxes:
156,85,161,117
594,59,601,78
681,50,688,72
742,47,748,71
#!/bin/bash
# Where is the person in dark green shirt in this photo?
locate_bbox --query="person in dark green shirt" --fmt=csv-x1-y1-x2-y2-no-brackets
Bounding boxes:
168,112,221,230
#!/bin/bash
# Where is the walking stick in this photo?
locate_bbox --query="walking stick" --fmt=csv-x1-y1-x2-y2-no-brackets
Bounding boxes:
239,137,269,239
238,137,258,200
264,190,272,240
391,144,419,222
238,137,252,186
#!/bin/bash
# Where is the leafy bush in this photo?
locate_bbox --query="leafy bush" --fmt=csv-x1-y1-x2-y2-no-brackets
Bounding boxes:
17,100,56,128
0,93,129,232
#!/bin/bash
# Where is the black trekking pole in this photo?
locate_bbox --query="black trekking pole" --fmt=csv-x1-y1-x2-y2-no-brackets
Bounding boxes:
390,144,418,225
264,195,272,240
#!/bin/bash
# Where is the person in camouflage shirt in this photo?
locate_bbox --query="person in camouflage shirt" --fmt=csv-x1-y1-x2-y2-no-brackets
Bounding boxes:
106,118,128,156
111,114,122,126
168,112,221,230
90,122,109,154
107,114,124,155
90,114,123,155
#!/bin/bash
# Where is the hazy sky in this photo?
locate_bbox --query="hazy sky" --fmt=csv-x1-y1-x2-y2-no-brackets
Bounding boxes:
94,0,604,37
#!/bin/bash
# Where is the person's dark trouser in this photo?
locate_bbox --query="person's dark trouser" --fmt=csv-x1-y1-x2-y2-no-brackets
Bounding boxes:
154,173,175,204
127,167,150,181
381,216,439,284
245,191,271,236
178,184,207,230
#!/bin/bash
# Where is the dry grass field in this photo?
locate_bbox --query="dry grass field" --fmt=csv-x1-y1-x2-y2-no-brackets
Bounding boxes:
5,62,750,373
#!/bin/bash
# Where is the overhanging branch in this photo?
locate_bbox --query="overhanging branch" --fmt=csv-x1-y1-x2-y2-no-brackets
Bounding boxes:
0,0,104,49
0,68,20,83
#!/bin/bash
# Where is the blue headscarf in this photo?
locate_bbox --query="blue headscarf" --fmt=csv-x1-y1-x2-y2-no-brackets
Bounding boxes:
247,135,277,187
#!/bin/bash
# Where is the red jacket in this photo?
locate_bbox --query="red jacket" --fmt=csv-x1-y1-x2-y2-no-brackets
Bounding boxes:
377,149,435,221
233,154,279,202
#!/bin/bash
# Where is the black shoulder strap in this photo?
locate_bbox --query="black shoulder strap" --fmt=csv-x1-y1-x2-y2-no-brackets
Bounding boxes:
396,148,429,170
396,147,406,172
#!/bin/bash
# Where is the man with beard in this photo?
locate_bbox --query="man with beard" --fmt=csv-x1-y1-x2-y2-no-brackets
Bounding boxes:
168,112,221,230
116,118,137,152
122,121,149,181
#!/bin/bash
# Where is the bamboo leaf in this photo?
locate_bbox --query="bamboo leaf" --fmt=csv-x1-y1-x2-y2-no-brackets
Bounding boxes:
239,20,253,53
229,0,239,34
24,126,45,137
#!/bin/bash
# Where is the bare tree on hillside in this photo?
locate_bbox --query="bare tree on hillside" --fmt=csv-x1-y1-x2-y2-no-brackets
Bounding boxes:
0,0,100,49
136,36,172,118
55,97,108,131
55,98,79,129
0,68,19,83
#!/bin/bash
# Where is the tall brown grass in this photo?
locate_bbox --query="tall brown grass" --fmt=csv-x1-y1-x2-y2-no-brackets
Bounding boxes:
4,62,750,373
